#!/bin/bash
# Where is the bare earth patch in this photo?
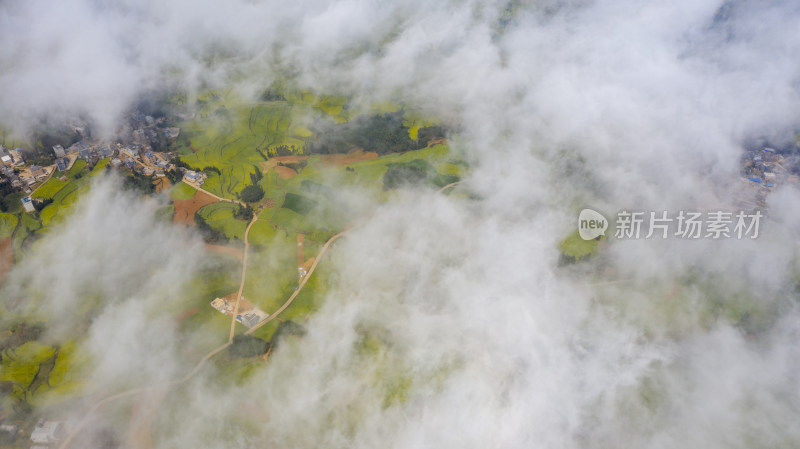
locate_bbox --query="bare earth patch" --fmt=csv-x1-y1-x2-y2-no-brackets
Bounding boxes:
259,155,309,173
320,149,378,166
205,243,243,260
175,306,201,324
154,177,171,193
274,165,297,179
173,190,217,226
0,238,12,284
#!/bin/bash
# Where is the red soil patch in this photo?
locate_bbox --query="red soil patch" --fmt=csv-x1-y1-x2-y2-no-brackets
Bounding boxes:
259,155,309,173
173,190,217,226
271,155,308,163
320,150,378,166
274,165,297,179
175,307,200,323
427,137,448,147
205,243,243,260
0,238,13,284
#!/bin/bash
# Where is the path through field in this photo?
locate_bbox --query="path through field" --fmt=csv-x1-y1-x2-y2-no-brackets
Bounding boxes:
56,175,458,448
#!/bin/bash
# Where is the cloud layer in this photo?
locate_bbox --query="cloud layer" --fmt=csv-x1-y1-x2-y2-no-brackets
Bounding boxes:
2,0,800,448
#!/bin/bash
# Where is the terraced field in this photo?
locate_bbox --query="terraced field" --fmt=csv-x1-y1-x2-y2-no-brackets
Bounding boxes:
176,87,362,200
0,341,56,400
0,89,465,427
32,177,68,199
67,159,87,177
38,158,109,228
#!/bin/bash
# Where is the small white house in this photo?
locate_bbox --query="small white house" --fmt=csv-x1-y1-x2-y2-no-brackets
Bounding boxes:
21,196,35,213
30,421,64,444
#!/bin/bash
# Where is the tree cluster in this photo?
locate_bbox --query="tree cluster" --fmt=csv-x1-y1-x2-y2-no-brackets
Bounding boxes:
122,173,155,194
382,159,435,190
203,166,221,176
228,334,270,358
234,204,254,221
306,111,444,155
240,185,264,203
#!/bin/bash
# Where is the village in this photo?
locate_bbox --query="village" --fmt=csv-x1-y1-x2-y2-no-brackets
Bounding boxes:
0,418,66,448
732,146,800,212
210,295,270,328
0,111,189,213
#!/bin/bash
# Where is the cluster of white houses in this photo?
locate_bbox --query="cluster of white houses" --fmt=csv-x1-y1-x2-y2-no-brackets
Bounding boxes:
0,418,65,447
210,296,269,328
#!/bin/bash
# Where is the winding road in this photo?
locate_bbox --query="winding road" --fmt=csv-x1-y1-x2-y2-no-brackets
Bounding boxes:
183,180,246,207
57,217,346,449
58,180,460,448
245,228,349,335
230,215,258,342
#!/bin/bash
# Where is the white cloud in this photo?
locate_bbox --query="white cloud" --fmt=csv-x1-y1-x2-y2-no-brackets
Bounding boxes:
2,0,800,447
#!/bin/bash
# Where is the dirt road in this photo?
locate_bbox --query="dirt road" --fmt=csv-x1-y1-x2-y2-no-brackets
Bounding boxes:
229,216,258,342
56,175,462,447
183,181,246,207
245,228,349,335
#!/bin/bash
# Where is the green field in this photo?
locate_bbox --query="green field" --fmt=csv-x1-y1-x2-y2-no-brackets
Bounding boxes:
0,212,18,238
32,177,68,199
90,158,111,174
242,229,298,312
12,207,43,261
176,86,364,200
403,112,437,140
33,158,113,229
37,341,83,401
197,202,248,242
39,180,89,227
26,158,112,231
248,219,278,246
0,87,464,410
559,231,600,262
67,159,87,178
178,99,313,199
282,192,317,215
0,341,56,400
170,181,197,200
278,259,330,322
177,255,242,340
20,210,41,231
270,208,306,232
